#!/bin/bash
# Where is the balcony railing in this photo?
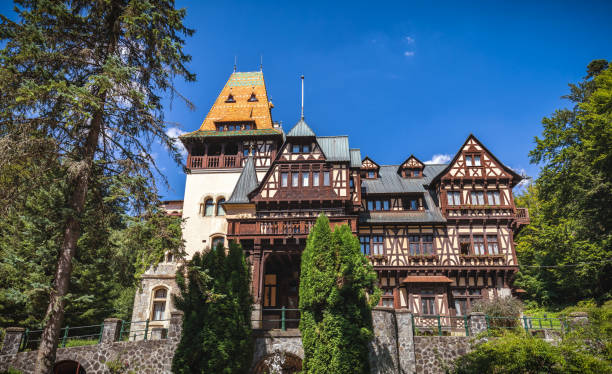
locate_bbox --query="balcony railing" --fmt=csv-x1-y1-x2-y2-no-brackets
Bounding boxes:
187,155,241,169
228,216,355,237
515,207,529,225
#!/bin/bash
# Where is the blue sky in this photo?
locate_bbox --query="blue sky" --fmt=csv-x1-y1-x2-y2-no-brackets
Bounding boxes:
2,1,611,200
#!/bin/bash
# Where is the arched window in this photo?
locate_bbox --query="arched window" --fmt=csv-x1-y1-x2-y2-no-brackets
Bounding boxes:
202,198,214,216
216,198,226,216
212,236,224,249
151,287,168,321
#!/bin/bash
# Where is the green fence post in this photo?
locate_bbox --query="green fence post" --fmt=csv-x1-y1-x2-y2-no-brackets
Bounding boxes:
538,318,542,329
98,323,104,344
549,319,553,329
411,313,415,335
523,316,529,333
61,326,69,347
119,320,125,341
464,315,469,336
437,315,442,336
144,319,149,341
485,315,490,332
281,306,286,331
21,328,29,351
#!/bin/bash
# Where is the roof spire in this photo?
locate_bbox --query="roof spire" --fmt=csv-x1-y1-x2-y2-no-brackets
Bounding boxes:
300,75,304,119
233,56,237,72
260,54,263,71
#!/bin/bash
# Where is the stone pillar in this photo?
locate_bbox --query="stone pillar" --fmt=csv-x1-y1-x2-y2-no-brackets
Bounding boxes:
395,309,416,374
168,311,184,339
101,318,122,344
252,303,262,329
151,327,168,340
469,312,487,336
369,307,399,374
1,327,25,355
568,312,589,329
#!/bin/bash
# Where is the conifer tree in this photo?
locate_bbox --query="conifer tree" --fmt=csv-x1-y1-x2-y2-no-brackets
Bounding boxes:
299,215,380,374
0,1,194,371
172,241,253,374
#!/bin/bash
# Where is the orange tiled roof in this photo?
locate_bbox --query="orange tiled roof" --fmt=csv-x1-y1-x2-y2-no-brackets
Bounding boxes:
197,71,274,131
401,276,453,283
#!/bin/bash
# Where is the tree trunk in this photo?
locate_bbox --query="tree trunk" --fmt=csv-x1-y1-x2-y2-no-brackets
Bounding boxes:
33,110,103,374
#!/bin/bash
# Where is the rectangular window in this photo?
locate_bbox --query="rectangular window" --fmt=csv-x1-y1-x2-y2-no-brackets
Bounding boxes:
460,235,472,255
487,235,499,255
367,171,375,178
413,170,420,177
473,235,485,255
471,191,485,205
409,235,420,256
487,191,501,205
264,274,277,307
292,173,299,187
381,289,394,308
465,155,473,167
375,200,382,211
302,144,310,153
302,172,309,187
367,200,374,211
152,301,166,321
410,199,418,210
359,236,370,255
422,235,433,255
447,191,461,206
292,144,300,153
349,178,354,188
421,297,436,315
281,172,288,187
383,200,390,210
323,171,330,186
313,172,320,186
372,235,384,255
474,155,481,166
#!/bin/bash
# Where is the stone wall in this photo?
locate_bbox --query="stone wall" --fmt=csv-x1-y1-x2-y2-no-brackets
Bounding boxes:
413,336,475,374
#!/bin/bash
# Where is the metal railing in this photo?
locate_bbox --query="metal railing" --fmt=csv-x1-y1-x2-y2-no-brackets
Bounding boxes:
118,319,169,341
253,307,300,331
412,315,471,336
19,324,104,352
486,316,568,333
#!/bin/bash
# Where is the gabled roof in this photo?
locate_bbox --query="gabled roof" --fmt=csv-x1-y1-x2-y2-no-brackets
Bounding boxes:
399,155,425,171
349,149,362,168
286,118,316,137
361,156,380,169
429,134,523,186
361,164,447,194
226,157,259,204
316,136,350,162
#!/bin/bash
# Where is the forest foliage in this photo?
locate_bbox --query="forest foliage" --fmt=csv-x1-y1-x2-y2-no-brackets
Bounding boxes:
514,59,612,307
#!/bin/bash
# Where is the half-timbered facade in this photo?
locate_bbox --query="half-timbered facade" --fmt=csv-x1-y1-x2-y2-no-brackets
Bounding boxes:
132,70,529,330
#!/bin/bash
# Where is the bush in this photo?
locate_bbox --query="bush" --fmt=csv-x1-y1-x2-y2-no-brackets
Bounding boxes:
450,331,612,374
472,296,523,330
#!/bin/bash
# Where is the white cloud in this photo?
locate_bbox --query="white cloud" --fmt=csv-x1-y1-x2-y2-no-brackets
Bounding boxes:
425,154,452,164
405,36,415,43
166,127,187,158
404,51,415,57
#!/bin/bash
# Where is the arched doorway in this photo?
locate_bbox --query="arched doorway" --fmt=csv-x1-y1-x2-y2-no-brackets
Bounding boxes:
262,253,301,329
54,360,86,374
252,351,302,374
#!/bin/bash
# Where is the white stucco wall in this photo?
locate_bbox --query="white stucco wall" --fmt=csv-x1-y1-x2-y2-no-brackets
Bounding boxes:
182,169,268,258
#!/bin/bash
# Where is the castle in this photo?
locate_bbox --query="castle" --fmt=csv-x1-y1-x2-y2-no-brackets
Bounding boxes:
130,70,529,333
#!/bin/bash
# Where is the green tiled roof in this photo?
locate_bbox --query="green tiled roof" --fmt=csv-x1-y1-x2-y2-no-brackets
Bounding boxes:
180,128,283,139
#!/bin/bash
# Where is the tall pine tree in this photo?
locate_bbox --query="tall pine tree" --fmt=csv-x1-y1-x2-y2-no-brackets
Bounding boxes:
172,241,253,374
0,1,194,371
299,215,380,374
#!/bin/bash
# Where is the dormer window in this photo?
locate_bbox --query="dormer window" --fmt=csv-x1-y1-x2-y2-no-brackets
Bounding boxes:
399,155,424,178
248,92,258,102
225,94,236,103
367,171,376,179
291,144,310,153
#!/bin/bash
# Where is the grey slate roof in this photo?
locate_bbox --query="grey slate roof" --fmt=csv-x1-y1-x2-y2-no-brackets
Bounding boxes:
286,118,315,137
316,136,350,162
226,157,259,204
349,149,362,168
361,164,447,194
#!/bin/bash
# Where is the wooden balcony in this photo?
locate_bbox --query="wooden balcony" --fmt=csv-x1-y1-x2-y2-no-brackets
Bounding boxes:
514,207,530,227
227,216,357,239
187,154,273,169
